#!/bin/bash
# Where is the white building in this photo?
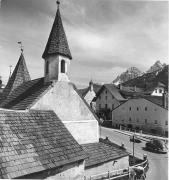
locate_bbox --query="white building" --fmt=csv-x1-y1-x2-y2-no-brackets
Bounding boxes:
112,95,168,136
95,84,127,120
150,82,166,96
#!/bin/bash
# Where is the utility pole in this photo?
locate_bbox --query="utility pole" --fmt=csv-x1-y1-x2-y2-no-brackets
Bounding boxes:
133,133,135,165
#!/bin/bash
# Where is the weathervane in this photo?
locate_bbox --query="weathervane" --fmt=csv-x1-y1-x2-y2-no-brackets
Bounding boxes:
17,41,24,53
56,0,60,8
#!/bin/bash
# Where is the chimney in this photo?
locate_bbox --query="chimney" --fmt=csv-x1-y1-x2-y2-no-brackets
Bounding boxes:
163,92,168,109
89,80,93,91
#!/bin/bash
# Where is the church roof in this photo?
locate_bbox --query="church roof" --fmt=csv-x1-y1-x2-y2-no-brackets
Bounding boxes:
2,53,31,99
0,109,86,179
0,78,51,110
42,8,72,59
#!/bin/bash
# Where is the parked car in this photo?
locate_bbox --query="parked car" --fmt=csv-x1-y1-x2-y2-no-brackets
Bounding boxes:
145,139,167,153
130,135,142,143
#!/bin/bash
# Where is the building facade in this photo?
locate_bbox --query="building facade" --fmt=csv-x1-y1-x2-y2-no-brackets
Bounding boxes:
112,97,168,136
95,84,126,120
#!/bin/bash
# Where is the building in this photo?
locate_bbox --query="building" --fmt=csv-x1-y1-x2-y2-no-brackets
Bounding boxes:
0,1,129,179
78,80,102,110
112,95,168,136
148,82,166,96
95,84,127,120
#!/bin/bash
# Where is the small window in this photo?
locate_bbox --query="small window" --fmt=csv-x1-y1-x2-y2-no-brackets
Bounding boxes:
105,104,107,109
112,104,114,110
137,107,139,111
155,89,157,93
154,120,158,124
159,89,162,93
145,107,147,111
129,107,131,111
145,119,147,124
105,90,107,94
129,117,131,122
61,60,65,73
165,121,168,125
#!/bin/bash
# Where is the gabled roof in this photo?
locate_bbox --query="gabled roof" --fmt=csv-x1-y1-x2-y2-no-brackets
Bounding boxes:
0,78,102,124
143,95,168,109
0,109,86,179
96,84,126,101
2,53,31,99
42,8,72,59
0,78,52,110
82,138,129,168
112,95,167,111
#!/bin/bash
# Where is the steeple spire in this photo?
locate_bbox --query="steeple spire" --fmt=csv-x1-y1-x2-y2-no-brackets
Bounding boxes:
3,52,31,98
42,1,72,59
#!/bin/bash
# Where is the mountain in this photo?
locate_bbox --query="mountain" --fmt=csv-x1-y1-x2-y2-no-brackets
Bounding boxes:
113,67,143,85
146,61,166,73
122,65,168,90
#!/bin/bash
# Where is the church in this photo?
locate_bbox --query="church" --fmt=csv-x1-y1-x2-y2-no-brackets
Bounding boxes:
0,1,129,179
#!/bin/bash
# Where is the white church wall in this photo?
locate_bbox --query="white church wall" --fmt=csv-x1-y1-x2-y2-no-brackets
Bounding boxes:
31,81,99,144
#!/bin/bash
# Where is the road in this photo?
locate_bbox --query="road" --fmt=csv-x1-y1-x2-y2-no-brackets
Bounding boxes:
100,127,168,180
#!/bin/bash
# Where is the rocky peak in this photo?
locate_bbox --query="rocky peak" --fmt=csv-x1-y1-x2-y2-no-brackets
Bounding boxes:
146,60,166,73
113,67,142,85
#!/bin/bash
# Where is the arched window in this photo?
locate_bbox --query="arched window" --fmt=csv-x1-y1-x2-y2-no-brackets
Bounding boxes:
61,60,65,73
46,61,49,74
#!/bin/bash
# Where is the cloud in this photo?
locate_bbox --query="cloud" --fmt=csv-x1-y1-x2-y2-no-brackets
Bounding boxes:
0,0,168,87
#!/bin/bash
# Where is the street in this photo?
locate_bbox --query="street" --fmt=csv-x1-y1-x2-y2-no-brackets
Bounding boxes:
100,127,168,180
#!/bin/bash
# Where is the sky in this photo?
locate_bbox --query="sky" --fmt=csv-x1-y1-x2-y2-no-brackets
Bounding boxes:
0,0,168,88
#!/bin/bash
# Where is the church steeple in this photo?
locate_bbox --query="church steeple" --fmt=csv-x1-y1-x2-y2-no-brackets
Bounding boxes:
3,52,31,98
43,1,72,82
42,2,72,60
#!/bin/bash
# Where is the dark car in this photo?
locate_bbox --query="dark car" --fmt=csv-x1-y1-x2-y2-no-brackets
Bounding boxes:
130,135,142,143
145,139,167,153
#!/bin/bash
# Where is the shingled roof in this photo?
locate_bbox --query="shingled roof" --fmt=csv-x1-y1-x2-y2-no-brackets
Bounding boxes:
42,7,72,59
0,78,51,110
95,84,126,102
2,53,31,99
0,109,86,179
82,138,129,168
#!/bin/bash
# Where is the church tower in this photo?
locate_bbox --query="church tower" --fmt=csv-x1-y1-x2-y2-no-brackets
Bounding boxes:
42,1,72,83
